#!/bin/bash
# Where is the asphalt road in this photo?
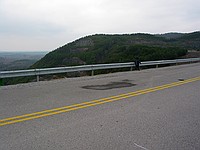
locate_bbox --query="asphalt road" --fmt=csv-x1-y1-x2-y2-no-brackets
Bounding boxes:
0,63,200,150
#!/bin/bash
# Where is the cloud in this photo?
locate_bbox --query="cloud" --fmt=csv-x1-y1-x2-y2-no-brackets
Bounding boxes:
0,0,199,51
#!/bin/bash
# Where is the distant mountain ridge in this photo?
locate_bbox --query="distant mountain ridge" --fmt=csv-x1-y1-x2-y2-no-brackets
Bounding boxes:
0,52,47,71
32,31,200,69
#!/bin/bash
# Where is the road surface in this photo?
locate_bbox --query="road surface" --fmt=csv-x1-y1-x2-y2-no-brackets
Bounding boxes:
1,63,200,150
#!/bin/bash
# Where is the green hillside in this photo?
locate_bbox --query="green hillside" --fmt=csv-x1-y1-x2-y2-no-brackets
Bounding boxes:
3,31,200,85
32,32,199,69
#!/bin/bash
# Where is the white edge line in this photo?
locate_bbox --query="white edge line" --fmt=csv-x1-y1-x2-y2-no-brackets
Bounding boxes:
134,142,149,150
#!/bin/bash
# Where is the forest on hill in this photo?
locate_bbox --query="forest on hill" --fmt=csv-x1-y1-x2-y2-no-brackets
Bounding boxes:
32,31,200,69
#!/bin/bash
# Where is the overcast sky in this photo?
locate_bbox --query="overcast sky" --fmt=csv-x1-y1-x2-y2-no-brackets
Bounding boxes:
0,0,199,52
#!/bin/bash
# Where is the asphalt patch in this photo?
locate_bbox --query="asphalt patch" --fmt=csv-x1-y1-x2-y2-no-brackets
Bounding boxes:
82,81,136,90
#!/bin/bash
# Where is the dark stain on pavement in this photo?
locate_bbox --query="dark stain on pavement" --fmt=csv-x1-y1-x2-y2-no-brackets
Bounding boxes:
82,80,136,90
178,78,185,81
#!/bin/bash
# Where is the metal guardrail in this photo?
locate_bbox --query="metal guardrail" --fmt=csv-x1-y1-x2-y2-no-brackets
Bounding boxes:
0,58,200,83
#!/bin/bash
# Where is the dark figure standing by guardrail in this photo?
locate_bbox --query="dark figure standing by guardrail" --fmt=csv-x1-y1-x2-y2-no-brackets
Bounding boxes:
134,58,141,71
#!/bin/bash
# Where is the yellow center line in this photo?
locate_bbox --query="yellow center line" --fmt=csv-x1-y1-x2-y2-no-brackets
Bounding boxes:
0,76,200,127
0,79,188,123
0,81,181,123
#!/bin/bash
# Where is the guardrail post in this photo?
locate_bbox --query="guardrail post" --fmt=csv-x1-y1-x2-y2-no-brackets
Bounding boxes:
37,75,40,82
130,63,134,71
35,69,40,82
156,64,158,68
0,78,3,86
91,65,94,76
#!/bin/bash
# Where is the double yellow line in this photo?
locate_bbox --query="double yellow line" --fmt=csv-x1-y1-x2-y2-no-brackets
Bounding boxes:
1,76,200,127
